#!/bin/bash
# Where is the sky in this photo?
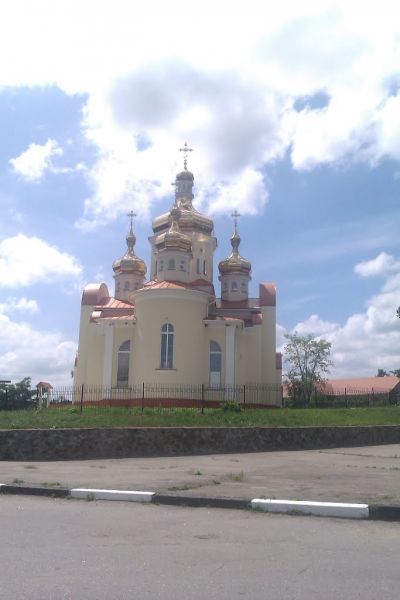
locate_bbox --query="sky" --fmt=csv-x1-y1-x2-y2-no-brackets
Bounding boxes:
0,0,399,385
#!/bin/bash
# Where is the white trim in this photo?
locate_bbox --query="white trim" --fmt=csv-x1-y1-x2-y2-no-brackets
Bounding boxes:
225,325,236,385
103,323,114,389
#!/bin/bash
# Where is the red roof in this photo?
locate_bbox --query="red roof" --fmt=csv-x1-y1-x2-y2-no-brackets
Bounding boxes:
94,297,134,309
320,377,400,395
36,381,53,389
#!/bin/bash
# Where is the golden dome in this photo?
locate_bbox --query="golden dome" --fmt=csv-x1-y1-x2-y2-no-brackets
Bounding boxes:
113,227,147,276
155,207,192,254
218,231,251,276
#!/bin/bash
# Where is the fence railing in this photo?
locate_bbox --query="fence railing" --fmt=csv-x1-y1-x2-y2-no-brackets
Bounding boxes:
40,382,282,411
283,387,400,408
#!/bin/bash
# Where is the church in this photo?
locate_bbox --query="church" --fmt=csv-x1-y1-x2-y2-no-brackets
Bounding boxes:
73,148,282,404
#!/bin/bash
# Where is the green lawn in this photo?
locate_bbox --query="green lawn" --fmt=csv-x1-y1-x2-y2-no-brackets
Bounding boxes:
0,406,399,429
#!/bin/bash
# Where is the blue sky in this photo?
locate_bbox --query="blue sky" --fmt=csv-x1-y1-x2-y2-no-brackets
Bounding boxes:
0,0,399,384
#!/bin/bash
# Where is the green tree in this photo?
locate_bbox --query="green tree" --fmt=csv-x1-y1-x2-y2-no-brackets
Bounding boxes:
0,378,37,410
284,333,333,407
376,369,389,377
390,369,400,378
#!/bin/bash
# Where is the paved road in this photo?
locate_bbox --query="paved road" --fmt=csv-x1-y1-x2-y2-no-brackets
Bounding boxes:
0,495,399,600
1,444,400,504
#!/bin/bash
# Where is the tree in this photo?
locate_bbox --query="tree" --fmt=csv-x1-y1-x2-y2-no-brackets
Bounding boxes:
284,333,333,407
397,307,400,319
377,369,389,377
0,378,37,410
391,369,400,378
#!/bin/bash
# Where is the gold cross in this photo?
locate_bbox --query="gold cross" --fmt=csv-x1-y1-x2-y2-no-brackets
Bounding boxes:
127,210,137,232
231,210,241,233
179,142,193,170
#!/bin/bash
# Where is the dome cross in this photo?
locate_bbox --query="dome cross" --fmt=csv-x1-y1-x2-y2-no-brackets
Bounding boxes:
179,142,193,171
231,210,241,234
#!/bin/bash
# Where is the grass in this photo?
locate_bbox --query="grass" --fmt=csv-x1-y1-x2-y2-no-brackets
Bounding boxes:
0,406,399,429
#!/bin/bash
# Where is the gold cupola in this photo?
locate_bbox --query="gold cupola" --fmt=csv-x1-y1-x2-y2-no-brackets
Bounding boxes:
113,212,147,300
218,211,251,301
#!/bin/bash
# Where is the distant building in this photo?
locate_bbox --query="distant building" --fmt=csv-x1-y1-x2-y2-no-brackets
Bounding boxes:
73,152,281,401
283,376,400,401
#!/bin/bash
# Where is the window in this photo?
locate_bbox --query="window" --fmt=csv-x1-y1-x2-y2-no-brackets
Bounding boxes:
155,260,158,275
196,258,200,274
241,281,246,292
168,258,175,270
160,323,174,369
209,340,222,386
117,340,130,387
231,281,238,291
116,281,120,292
159,260,164,272
203,260,207,275
180,260,186,271
124,281,130,291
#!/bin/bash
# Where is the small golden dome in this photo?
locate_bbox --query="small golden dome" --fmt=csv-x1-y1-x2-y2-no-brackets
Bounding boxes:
155,207,192,254
113,225,147,276
218,231,251,275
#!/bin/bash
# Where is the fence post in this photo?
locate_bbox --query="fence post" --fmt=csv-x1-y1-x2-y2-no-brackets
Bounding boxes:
142,382,145,413
80,383,84,413
243,384,246,409
201,383,204,414
345,387,347,408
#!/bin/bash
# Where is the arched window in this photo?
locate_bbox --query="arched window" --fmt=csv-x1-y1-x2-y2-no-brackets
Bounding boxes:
209,340,222,386
168,258,175,270
231,281,238,291
241,281,246,292
160,323,174,369
116,281,120,292
117,340,130,387
124,281,130,291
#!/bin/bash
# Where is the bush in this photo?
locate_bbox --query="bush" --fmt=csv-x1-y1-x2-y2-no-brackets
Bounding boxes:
221,399,242,413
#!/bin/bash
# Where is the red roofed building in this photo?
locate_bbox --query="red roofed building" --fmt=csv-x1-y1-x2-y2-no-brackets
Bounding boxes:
73,155,282,400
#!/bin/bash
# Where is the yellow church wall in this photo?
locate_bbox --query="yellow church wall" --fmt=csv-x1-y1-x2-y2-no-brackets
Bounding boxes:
133,289,209,384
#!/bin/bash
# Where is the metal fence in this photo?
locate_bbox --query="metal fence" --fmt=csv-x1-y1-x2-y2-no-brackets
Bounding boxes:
283,387,400,408
41,382,282,412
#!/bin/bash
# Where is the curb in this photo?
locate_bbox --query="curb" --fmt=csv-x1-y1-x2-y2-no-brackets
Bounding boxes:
1,483,400,521
69,488,154,502
0,483,68,497
251,498,369,519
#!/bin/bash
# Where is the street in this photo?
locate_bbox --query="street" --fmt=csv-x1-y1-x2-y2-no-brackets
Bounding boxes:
1,495,399,599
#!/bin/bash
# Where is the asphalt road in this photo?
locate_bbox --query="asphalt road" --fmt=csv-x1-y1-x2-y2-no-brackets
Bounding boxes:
1,495,399,600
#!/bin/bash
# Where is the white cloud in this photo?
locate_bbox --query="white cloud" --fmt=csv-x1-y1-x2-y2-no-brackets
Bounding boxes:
354,252,400,278
0,313,76,385
9,139,63,182
0,2,400,225
0,297,39,315
286,254,400,377
0,234,82,288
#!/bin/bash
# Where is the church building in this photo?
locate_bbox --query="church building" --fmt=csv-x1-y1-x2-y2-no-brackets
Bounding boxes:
74,149,282,402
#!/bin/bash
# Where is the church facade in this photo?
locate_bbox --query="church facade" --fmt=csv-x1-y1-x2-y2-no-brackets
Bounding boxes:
73,155,282,402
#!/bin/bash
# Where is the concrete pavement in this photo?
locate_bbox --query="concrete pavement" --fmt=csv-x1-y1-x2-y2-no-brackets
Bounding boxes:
1,444,400,505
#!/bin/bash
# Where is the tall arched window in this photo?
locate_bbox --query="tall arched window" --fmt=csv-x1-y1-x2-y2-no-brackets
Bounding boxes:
160,323,174,369
209,340,222,386
117,340,130,387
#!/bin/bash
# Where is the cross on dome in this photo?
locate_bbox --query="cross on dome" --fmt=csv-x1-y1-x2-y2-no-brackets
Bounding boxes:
179,142,193,171
127,210,137,233
231,210,241,234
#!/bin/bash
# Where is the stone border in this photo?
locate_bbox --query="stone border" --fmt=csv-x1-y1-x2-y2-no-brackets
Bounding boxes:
1,483,399,521
0,425,399,460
